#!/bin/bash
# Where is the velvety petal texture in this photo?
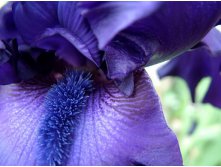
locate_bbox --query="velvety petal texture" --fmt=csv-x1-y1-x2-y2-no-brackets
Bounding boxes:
158,28,221,108
81,1,162,49
13,2,101,67
81,2,221,89
9,2,221,84
13,2,58,43
145,2,221,65
1,2,220,91
0,71,182,165
105,35,150,80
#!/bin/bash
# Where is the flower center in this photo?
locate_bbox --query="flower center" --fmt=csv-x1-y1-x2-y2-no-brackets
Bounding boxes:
37,70,93,165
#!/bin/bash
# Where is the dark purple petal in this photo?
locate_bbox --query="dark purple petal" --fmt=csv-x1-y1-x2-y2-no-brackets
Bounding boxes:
104,34,151,96
0,39,58,85
81,1,161,49
0,42,18,85
33,34,87,67
114,72,134,96
145,2,221,65
0,70,182,165
13,2,58,43
84,2,221,86
0,40,35,85
0,2,18,40
126,2,221,66
57,2,100,66
105,35,150,80
203,71,221,108
13,2,101,66
85,2,221,58
158,45,213,102
158,28,221,107
0,58,20,84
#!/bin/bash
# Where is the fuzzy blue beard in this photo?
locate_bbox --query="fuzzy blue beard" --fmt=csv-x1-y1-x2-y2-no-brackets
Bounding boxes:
37,70,93,165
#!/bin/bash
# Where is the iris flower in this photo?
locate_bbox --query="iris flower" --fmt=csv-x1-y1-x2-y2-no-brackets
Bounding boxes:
0,2,221,166
158,28,221,108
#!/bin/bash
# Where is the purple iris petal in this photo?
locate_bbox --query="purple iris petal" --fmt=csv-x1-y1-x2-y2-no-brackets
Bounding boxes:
0,70,182,165
0,40,36,85
68,70,182,165
3,2,221,165
81,1,161,49
104,35,150,96
0,82,49,165
158,28,221,108
202,28,221,55
13,2,101,66
0,2,18,40
0,42,19,84
145,2,221,65
0,39,58,85
12,2,221,80
81,2,221,91
57,2,100,66
8,2,221,89
158,44,214,102
203,71,221,108
0,59,20,84
33,34,87,67
114,72,134,97
13,2,58,43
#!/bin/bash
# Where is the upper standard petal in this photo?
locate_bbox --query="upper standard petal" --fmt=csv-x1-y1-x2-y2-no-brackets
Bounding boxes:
83,2,221,65
13,2,100,66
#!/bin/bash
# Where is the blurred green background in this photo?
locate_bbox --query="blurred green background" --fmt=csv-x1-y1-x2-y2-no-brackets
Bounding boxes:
151,72,221,166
